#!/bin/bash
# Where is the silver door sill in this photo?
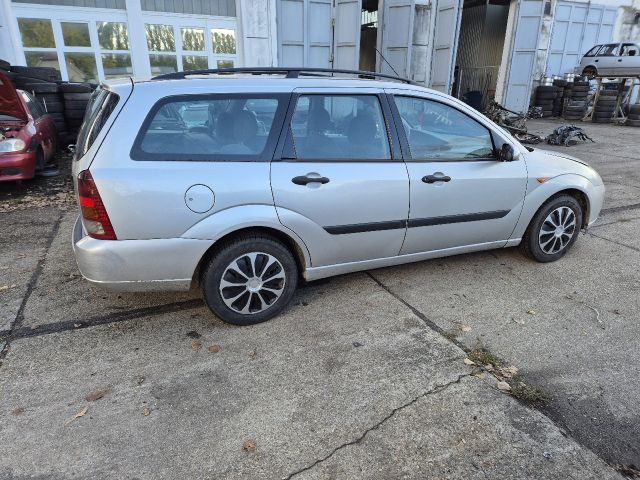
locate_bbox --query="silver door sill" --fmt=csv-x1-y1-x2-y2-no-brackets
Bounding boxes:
304,239,521,281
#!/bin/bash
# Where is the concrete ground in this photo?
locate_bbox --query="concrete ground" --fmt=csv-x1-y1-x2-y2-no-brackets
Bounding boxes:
0,118,637,479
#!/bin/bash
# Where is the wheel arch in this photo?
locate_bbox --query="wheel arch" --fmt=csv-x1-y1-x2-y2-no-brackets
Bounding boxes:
191,226,309,288
511,178,594,241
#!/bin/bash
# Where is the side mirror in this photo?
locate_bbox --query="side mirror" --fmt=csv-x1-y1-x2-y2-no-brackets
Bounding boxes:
498,143,515,162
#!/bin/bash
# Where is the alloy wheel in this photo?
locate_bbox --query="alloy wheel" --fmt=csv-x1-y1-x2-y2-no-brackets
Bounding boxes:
538,206,576,255
219,252,286,315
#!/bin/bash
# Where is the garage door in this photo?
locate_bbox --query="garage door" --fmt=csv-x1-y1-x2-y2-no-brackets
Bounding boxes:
503,0,545,113
277,0,362,69
546,1,617,76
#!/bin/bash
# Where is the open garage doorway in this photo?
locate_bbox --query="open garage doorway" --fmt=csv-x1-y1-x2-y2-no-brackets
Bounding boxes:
452,0,510,110
359,0,379,71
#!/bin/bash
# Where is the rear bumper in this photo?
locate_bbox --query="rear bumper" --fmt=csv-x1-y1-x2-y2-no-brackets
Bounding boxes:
72,216,213,292
0,151,36,181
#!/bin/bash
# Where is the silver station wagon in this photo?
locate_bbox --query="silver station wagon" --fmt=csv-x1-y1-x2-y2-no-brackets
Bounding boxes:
72,68,604,325
578,42,640,78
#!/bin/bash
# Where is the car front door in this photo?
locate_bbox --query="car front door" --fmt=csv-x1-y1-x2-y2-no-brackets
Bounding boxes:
595,43,620,75
270,88,409,267
387,90,527,255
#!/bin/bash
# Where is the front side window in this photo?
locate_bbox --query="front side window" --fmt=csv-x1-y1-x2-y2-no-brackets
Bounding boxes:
133,95,285,161
20,91,44,119
598,44,619,56
394,96,495,161
286,94,391,161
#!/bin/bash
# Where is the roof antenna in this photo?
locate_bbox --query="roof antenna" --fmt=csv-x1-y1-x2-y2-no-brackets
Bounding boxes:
375,47,401,78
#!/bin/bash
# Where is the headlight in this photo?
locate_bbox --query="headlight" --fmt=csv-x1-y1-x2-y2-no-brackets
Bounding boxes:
0,138,26,153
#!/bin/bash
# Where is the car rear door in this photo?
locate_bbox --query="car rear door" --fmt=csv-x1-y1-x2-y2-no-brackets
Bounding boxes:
270,87,409,267
386,89,527,255
616,43,640,76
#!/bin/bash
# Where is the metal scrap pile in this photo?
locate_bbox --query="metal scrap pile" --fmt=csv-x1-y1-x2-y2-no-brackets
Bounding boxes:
483,101,543,144
545,124,595,146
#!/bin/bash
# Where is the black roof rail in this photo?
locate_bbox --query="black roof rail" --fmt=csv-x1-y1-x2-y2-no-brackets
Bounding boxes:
151,67,415,85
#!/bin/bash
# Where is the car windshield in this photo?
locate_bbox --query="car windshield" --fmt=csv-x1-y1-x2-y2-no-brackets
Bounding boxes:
585,45,601,56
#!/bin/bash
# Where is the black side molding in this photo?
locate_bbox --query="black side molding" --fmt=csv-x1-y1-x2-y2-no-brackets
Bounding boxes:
323,210,511,235
408,210,510,228
324,219,407,235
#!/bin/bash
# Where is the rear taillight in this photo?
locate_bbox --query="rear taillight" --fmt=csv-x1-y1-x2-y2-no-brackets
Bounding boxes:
77,169,117,240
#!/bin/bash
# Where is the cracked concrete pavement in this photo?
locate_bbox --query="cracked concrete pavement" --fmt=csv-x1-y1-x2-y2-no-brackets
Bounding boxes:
0,118,637,478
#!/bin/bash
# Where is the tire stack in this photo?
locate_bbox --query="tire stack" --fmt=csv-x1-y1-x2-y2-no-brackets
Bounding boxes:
23,82,66,135
592,89,618,124
562,78,590,121
552,79,567,117
61,83,93,141
625,104,640,127
533,85,559,117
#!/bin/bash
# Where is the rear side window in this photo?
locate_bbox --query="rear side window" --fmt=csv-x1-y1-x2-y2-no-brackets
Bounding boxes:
131,94,287,161
75,88,119,159
284,94,391,161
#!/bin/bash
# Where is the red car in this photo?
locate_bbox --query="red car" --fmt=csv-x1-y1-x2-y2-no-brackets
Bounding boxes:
0,71,57,182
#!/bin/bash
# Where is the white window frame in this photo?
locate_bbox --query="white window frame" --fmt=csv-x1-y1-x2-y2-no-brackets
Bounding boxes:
11,4,132,82
141,12,239,74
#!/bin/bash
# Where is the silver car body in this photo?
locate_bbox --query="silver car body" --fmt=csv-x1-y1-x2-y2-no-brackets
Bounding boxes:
577,42,640,76
72,76,605,291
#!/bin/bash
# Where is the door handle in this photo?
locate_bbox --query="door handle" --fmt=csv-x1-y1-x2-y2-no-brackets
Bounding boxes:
292,175,330,185
618,59,622,62
422,174,451,184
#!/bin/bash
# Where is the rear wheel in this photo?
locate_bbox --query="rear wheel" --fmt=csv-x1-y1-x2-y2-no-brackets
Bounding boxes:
520,195,583,262
201,235,298,325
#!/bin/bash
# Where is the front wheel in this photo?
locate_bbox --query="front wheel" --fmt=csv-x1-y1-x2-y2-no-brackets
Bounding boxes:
201,235,298,325
520,195,583,262
582,67,597,79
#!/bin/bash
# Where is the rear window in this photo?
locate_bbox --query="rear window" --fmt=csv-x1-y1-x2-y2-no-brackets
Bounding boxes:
130,93,287,162
75,88,119,159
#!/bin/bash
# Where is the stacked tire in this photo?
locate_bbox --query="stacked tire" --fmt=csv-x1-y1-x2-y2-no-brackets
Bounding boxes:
534,86,560,117
592,90,618,124
563,78,589,121
626,104,640,127
570,79,590,102
552,79,567,116
61,83,93,140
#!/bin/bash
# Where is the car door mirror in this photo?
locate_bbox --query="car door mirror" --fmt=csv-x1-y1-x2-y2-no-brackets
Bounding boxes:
498,143,515,162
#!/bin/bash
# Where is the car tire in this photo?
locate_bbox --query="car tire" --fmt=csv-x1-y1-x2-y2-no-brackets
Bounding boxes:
629,105,640,115
536,92,557,100
201,235,299,326
627,113,640,120
520,195,583,263
626,119,640,127
60,83,93,93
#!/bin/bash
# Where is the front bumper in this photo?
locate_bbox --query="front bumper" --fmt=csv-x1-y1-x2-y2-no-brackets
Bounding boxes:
0,151,36,181
587,184,605,227
72,216,213,292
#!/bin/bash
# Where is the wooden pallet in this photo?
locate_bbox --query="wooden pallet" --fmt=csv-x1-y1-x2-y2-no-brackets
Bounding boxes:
582,77,640,123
